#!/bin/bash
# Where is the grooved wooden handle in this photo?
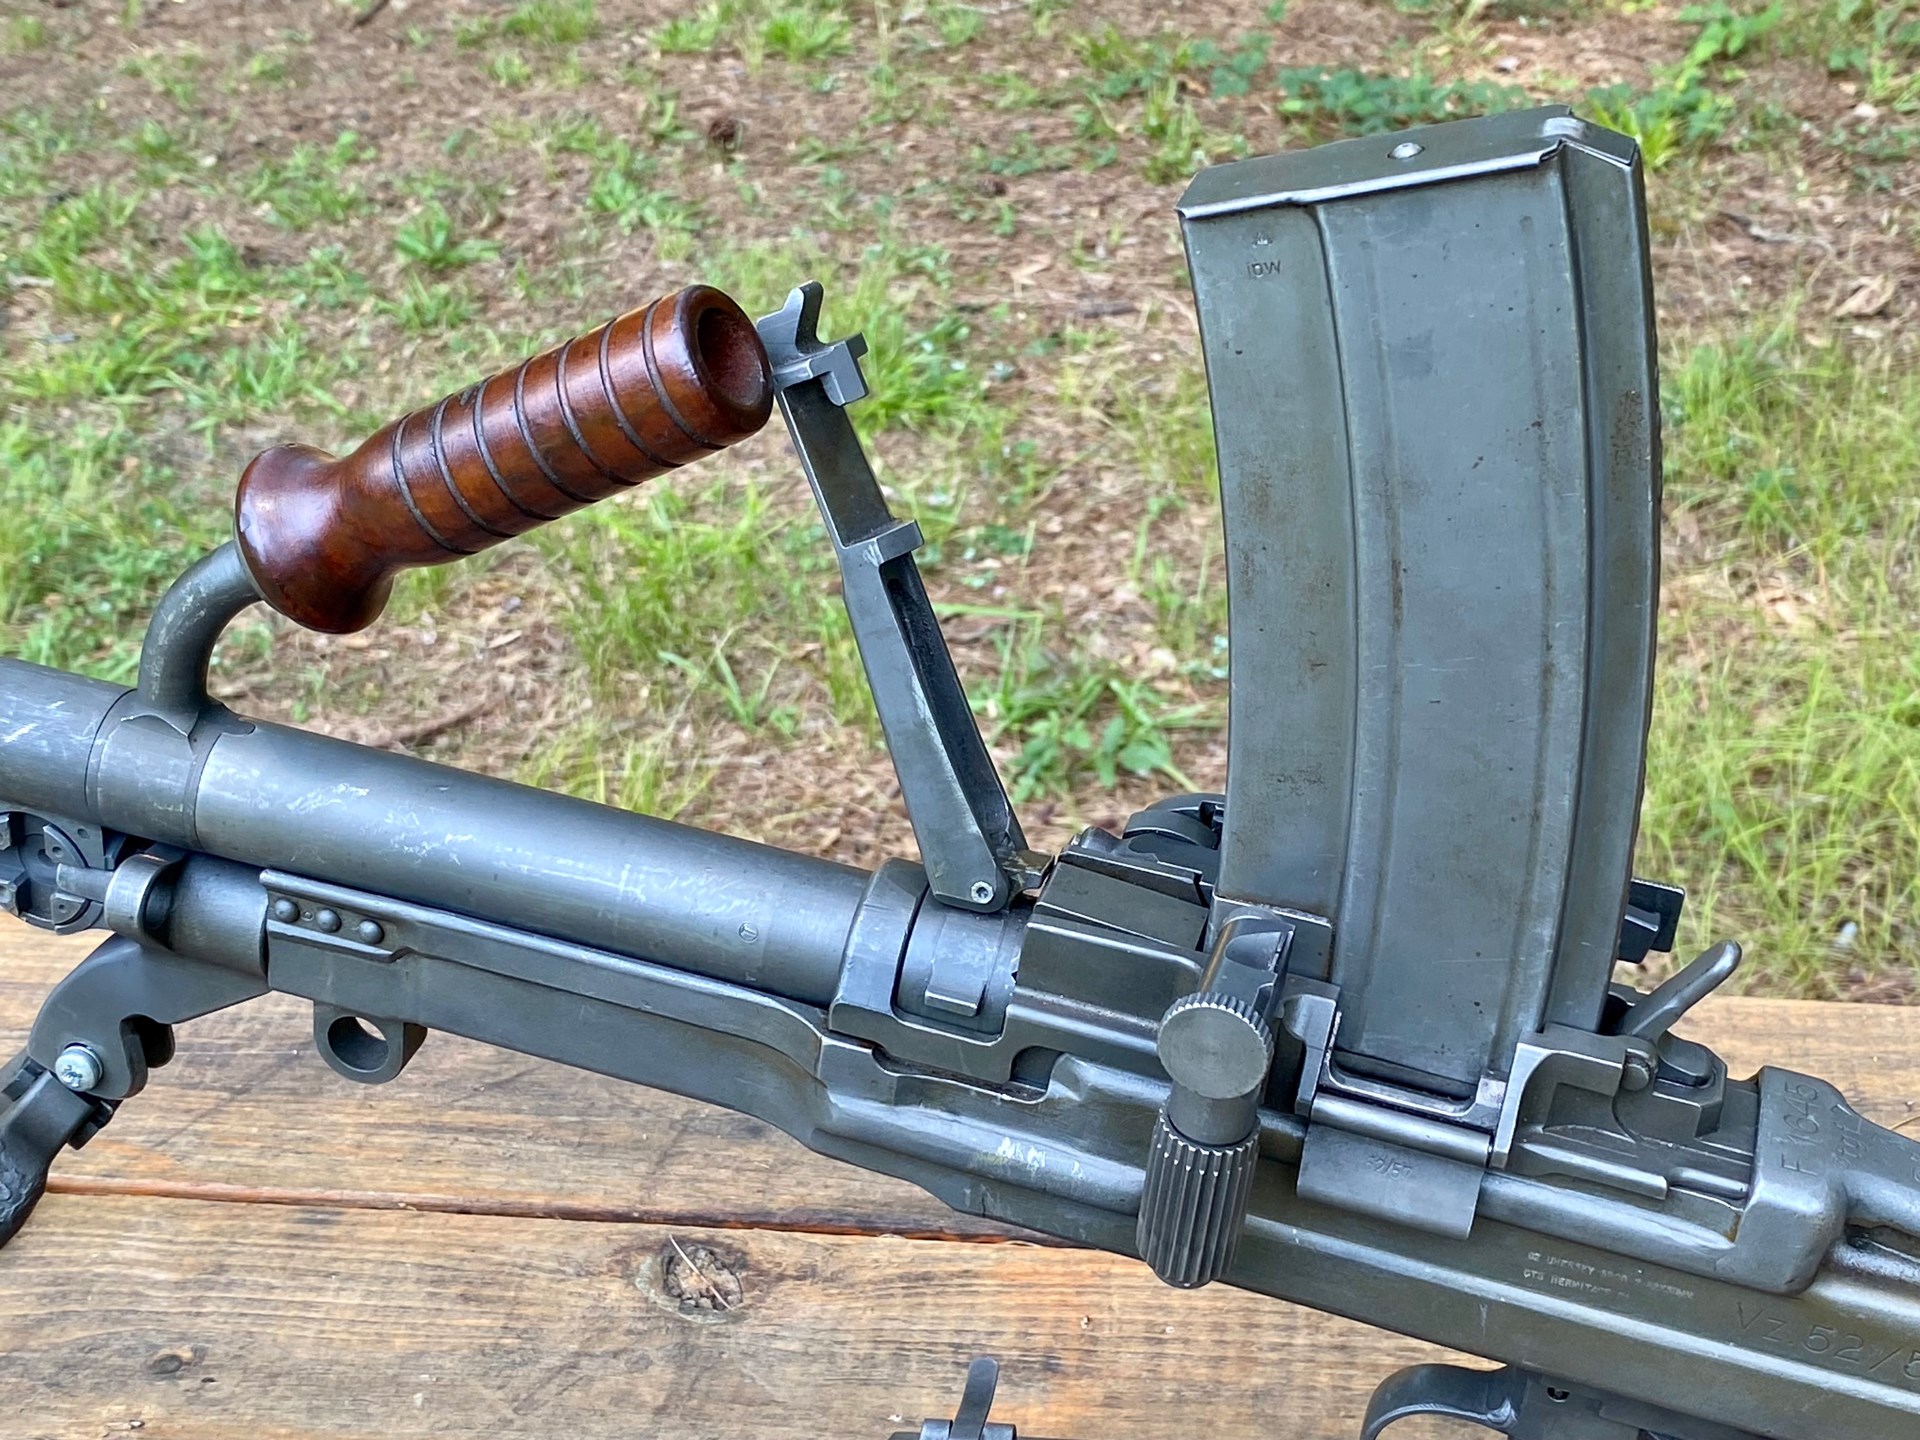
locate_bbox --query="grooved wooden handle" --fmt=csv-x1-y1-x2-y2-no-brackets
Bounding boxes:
234,285,774,634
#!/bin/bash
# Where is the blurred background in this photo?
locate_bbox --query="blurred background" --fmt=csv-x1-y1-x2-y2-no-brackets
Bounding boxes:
0,0,1912,999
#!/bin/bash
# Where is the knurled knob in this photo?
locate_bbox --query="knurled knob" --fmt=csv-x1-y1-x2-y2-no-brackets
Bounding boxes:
1157,990,1274,1100
1136,1109,1261,1288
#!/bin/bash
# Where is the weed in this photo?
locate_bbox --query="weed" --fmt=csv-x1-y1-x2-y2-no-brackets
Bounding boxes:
657,3,732,53
502,0,598,45
973,624,1208,799
1068,25,1248,180
1585,2,1787,167
1829,117,1920,190
931,4,984,46
244,131,374,229
1191,34,1271,97
244,50,291,85
1820,0,1920,104
1275,64,1531,135
0,186,365,678
121,47,204,107
383,277,477,334
1075,23,1204,99
762,7,852,60
4,17,51,54
978,133,1079,177
1140,78,1219,183
534,480,865,732
454,16,496,47
520,718,715,818
394,202,500,270
122,119,195,179
586,146,703,259
488,52,534,87
1026,0,1074,36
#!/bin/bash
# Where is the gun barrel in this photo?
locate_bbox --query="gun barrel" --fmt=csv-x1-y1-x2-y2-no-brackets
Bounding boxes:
0,657,869,1004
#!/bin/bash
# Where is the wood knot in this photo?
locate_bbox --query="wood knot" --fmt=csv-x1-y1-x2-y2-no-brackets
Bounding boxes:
638,1238,746,1323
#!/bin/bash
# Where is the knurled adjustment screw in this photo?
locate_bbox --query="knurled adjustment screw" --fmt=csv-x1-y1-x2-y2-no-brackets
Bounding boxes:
1137,989,1276,1289
1137,1111,1261,1288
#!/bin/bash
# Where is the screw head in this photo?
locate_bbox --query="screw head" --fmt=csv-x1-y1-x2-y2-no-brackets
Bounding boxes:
53,1044,103,1093
969,880,996,906
1622,1049,1657,1092
1389,141,1424,160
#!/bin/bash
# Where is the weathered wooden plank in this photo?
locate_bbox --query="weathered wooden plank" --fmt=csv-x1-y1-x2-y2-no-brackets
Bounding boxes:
0,1193,1459,1440
5,921,1916,1227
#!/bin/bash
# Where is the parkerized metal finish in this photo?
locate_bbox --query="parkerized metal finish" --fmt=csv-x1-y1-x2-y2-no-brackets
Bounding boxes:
0,662,123,820
0,1054,97,1244
189,721,868,1004
1361,1365,1766,1439
0,659,869,1008
758,284,1026,914
133,543,261,725
17,834,1905,1438
1181,107,1658,1091
1297,1124,1482,1239
893,1358,1023,1440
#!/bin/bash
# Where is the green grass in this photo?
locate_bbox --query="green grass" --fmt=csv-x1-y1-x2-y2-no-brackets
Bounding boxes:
502,0,598,45
0,107,377,678
3,16,51,54
1643,324,1920,993
975,624,1210,799
393,202,500,270
1275,64,1532,135
654,0,855,63
244,131,375,228
761,7,852,60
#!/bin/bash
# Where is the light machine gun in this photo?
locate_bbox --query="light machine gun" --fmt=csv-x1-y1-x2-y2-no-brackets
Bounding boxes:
2,109,1915,1440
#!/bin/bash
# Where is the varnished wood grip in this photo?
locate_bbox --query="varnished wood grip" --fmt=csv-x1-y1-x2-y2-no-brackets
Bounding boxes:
234,285,774,634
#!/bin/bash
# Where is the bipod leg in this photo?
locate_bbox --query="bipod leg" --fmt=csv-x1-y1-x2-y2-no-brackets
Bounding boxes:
1,931,267,1248
0,1049,103,1246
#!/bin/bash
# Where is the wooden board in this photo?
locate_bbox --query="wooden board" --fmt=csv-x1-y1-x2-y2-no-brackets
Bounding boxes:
1,920,1914,1439
1,1195,1464,1440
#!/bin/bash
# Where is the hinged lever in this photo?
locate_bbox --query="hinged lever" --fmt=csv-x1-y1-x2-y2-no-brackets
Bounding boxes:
1615,940,1742,1044
758,284,1031,913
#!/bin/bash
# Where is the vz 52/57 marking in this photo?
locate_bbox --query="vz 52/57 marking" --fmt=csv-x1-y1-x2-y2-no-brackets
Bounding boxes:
1737,1303,1920,1388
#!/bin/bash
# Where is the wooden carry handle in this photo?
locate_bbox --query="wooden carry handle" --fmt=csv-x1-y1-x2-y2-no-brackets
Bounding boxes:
234,285,774,634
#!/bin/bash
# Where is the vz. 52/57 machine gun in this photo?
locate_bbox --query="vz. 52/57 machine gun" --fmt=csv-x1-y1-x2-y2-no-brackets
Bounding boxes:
3,108,1916,1440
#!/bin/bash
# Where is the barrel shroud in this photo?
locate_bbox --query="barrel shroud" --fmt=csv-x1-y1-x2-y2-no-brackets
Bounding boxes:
0,656,869,1004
